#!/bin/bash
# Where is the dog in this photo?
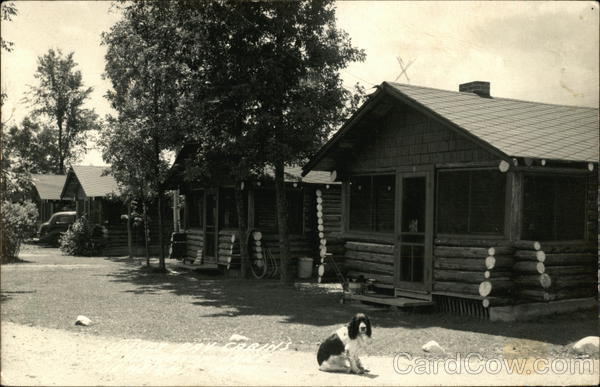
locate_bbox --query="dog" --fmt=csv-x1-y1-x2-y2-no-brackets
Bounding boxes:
317,313,372,374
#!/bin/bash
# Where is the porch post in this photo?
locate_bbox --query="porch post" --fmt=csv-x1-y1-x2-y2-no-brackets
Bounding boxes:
247,187,255,230
505,170,523,241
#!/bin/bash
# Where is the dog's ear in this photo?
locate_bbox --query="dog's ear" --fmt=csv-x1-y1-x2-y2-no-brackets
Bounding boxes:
348,315,359,340
365,315,372,338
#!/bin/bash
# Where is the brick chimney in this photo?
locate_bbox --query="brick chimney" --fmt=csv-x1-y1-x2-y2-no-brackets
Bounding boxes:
459,81,491,98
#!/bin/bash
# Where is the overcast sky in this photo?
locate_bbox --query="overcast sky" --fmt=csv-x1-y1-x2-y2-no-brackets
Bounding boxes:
1,1,598,166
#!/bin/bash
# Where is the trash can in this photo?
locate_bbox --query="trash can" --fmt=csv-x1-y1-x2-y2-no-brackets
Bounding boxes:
297,257,314,279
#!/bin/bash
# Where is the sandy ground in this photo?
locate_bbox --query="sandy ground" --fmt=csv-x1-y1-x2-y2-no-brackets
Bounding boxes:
2,321,598,386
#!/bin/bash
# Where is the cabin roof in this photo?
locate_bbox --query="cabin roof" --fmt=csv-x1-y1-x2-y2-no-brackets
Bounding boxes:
261,165,335,185
31,174,67,200
166,143,336,187
303,82,599,174
64,165,120,198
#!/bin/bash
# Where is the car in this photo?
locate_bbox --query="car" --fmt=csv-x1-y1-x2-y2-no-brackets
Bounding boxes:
38,211,76,246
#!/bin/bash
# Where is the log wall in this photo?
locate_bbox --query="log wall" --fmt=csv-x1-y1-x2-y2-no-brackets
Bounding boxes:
316,186,345,283
344,240,394,286
217,229,239,269
185,227,204,262
512,240,598,302
432,237,514,308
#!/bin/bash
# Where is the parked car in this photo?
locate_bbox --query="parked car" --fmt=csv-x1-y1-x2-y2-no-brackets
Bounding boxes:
38,211,76,246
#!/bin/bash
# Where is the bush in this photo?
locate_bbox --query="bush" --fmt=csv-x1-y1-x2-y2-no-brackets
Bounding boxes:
59,216,107,256
1,200,39,263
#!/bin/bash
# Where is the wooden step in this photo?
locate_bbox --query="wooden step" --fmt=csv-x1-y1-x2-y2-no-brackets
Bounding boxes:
344,293,433,307
175,262,219,271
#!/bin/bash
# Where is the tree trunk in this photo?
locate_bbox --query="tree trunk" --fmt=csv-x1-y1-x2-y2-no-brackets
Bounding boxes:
127,201,133,259
234,184,249,278
157,190,166,271
57,119,64,174
143,201,150,266
274,161,292,283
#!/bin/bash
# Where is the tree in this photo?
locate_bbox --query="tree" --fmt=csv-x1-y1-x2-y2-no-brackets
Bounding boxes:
102,1,187,271
181,1,364,282
1,1,17,109
99,118,164,265
25,49,99,174
0,116,60,201
0,2,17,53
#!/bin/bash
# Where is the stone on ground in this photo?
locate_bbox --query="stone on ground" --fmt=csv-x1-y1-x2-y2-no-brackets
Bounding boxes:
75,315,91,326
422,340,444,353
572,336,599,355
229,334,250,342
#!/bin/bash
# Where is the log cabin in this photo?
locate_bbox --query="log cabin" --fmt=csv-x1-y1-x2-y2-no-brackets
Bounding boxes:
30,174,73,223
60,165,171,256
302,81,599,319
165,144,343,279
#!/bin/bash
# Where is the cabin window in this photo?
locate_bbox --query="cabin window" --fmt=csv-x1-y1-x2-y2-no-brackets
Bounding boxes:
349,174,395,232
255,189,304,234
436,169,505,235
522,175,586,241
187,191,204,228
219,188,238,229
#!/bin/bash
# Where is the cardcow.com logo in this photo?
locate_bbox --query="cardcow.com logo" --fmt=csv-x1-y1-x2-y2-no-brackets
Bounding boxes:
393,353,597,376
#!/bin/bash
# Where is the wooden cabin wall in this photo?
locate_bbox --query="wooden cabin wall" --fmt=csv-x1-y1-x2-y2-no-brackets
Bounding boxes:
512,240,597,303
344,239,395,286
344,107,497,172
185,228,204,261
315,185,345,283
586,173,598,242
432,238,514,308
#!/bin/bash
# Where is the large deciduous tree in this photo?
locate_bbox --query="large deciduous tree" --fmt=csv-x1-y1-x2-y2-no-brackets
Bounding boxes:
25,49,99,174
102,1,186,271
183,0,364,282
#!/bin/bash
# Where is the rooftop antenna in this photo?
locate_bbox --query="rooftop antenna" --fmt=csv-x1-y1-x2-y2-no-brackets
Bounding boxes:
394,56,415,83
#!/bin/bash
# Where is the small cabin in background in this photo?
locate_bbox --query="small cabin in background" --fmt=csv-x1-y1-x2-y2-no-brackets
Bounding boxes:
165,144,342,278
60,165,172,256
303,81,598,320
30,174,73,223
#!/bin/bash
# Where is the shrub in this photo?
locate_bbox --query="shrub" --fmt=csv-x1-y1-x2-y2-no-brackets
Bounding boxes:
1,200,39,263
59,216,107,256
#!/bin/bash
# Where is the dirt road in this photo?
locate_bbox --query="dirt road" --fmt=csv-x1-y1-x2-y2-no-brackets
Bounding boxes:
2,322,597,386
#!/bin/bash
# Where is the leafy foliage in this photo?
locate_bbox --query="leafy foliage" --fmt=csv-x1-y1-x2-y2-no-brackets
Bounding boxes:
176,0,365,281
25,49,99,174
59,216,107,256
1,200,38,263
101,1,189,269
0,2,17,52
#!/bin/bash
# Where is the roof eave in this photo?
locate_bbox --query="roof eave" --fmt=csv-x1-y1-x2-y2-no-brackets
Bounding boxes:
301,86,386,176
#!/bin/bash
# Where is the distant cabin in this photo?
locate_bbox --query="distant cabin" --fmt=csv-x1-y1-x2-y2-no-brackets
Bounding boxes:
303,81,598,319
30,174,73,223
165,144,342,275
60,165,171,256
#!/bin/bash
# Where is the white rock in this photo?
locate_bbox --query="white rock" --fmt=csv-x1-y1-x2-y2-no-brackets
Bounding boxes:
75,315,91,326
422,340,444,353
229,334,250,342
573,336,599,355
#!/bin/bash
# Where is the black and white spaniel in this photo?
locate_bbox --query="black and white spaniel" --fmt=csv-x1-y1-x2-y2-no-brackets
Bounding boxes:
317,313,372,374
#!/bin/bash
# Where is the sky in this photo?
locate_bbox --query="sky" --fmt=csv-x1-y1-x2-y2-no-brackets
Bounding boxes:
1,1,598,166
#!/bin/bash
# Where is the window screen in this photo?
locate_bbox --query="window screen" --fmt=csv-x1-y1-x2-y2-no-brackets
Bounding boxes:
437,170,505,235
522,175,586,240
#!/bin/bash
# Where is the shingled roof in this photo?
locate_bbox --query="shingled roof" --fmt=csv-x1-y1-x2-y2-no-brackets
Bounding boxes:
67,165,120,198
31,174,67,200
387,82,598,162
304,82,598,174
